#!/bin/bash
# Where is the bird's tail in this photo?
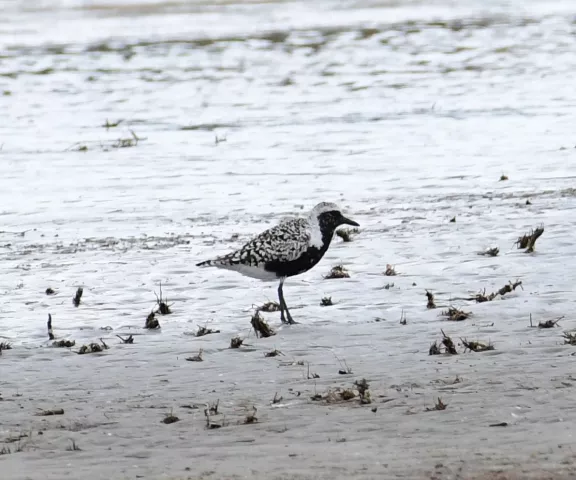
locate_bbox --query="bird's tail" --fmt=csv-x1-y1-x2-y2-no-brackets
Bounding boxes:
196,259,216,267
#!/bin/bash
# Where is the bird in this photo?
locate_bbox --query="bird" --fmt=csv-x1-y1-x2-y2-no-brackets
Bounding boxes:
196,202,359,324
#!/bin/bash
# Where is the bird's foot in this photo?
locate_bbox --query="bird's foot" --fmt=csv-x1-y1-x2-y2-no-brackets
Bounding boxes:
280,312,299,325
285,313,298,325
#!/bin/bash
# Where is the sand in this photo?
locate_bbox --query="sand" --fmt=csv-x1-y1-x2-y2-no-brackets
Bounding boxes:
2,0,576,478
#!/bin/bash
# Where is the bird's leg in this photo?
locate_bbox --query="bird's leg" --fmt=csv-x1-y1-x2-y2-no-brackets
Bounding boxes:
278,278,297,325
277,280,288,324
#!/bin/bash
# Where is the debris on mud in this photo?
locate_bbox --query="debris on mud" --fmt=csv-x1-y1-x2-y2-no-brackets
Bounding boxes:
52,339,75,348
264,348,284,358
426,290,436,309
384,264,397,276
186,349,204,362
340,389,355,401
562,331,576,345
324,265,350,279
449,216,456,223
35,408,64,416
461,338,495,352
272,392,283,404
45,287,56,295
244,407,258,424
66,440,81,451
251,311,276,338
442,307,470,321
112,130,143,149
469,280,523,303
529,314,563,329
336,228,358,242
102,119,123,129
116,334,134,344
230,336,244,348
0,342,12,351
72,287,83,307
204,401,227,429
77,339,109,355
478,247,500,257
336,355,353,375
145,310,160,329
399,310,407,325
516,226,544,253
429,342,442,355
47,314,55,340
526,199,532,205
196,326,220,337
256,301,281,313
320,296,333,306
499,174,509,181
162,411,179,424
354,378,372,405
307,362,320,379
154,282,172,315
441,330,458,355
426,398,447,412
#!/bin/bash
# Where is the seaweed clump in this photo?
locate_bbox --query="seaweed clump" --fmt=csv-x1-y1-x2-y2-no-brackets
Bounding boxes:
516,226,544,253
324,265,350,279
251,311,276,338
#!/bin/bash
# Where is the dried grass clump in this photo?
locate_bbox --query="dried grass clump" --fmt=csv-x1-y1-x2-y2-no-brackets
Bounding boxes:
336,228,359,242
251,311,276,338
0,342,12,350
116,334,134,344
36,408,64,416
399,310,407,325
244,407,258,424
340,389,356,401
186,349,204,362
354,378,371,405
530,315,563,329
77,339,109,355
52,340,76,348
426,290,436,309
145,310,160,329
441,330,458,355
72,287,83,307
516,226,544,253
256,301,281,313
324,265,350,279
154,282,172,315
264,348,284,358
469,280,522,303
320,296,333,306
429,341,442,355
426,397,447,412
162,411,179,424
478,247,500,257
442,307,470,321
562,331,576,345
384,264,397,276
461,338,495,352
196,326,220,337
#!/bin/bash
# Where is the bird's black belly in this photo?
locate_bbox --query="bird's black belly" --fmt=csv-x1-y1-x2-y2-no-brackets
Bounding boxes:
264,247,327,278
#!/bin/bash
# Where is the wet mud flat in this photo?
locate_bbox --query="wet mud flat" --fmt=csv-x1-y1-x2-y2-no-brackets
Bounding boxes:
2,0,576,479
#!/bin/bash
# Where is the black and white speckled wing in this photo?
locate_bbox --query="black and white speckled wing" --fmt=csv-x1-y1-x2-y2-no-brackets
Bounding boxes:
196,218,314,278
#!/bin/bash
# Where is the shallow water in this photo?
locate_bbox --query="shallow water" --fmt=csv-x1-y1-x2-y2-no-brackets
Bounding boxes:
1,0,576,478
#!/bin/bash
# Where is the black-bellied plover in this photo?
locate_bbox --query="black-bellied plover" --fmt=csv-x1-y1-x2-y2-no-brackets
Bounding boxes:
196,202,359,324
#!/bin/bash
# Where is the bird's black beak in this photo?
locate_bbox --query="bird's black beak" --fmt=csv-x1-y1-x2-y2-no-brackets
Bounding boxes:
341,216,359,227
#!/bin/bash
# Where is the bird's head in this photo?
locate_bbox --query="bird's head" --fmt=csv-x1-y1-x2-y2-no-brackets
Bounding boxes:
309,202,359,233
